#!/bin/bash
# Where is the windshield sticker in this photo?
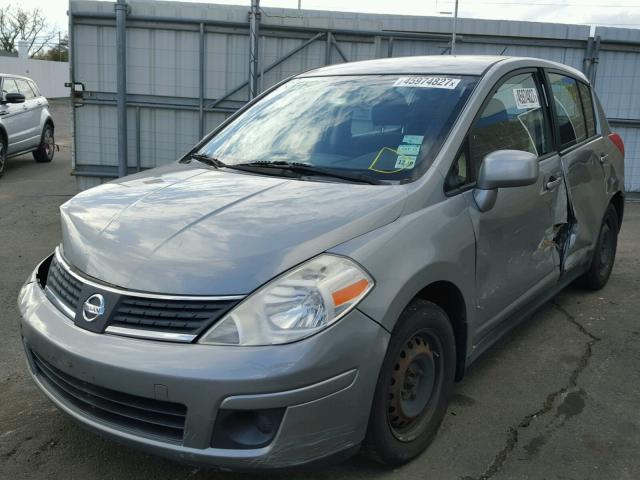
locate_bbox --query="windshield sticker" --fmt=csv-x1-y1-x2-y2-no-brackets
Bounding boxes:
397,144,420,156
393,76,461,89
368,147,404,173
395,155,417,170
402,135,424,145
513,88,540,109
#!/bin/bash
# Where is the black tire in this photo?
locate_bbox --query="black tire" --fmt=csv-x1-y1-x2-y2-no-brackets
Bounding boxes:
576,203,619,290
363,299,456,466
33,123,54,163
0,135,6,178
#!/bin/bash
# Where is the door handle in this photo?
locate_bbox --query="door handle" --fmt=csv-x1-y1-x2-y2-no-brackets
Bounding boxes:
22,104,28,110
599,153,609,164
545,176,562,191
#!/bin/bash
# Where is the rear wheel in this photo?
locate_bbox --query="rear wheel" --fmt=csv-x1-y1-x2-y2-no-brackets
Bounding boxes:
363,299,456,466
33,124,54,163
576,203,619,290
0,135,6,178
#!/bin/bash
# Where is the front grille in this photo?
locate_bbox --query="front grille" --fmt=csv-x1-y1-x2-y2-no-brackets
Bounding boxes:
30,349,187,443
112,297,238,335
46,256,82,312
42,250,243,342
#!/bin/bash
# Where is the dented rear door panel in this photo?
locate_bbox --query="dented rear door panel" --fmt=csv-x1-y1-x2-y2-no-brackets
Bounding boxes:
559,136,609,271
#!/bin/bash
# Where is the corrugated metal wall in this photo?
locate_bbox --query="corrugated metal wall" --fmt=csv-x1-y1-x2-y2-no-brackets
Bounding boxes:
69,0,640,191
593,26,640,193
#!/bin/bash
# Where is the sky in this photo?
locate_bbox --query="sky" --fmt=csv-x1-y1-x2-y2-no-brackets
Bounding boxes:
7,0,640,36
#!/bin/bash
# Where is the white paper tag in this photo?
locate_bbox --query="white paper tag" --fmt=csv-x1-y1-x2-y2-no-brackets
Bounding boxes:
402,135,424,145
395,155,416,169
397,144,420,156
393,76,461,89
513,88,540,109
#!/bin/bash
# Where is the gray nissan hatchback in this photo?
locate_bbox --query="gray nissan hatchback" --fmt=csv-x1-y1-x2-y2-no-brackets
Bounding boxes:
19,56,624,469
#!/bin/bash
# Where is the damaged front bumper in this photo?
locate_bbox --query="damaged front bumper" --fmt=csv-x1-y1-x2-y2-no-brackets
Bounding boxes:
18,278,390,470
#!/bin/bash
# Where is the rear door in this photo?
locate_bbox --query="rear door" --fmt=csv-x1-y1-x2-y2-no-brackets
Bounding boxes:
546,72,609,271
0,77,31,153
455,69,567,338
14,78,41,148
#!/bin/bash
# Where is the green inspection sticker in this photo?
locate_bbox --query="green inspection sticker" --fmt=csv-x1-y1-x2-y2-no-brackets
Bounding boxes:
402,135,424,145
397,144,420,156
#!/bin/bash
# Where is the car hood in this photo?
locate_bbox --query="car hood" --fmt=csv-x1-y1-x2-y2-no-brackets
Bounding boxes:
60,163,407,295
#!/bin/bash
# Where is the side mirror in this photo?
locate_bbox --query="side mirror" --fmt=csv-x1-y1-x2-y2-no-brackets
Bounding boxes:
473,149,539,212
4,92,25,104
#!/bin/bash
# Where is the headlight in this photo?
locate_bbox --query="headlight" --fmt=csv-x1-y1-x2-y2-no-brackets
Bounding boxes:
199,254,374,346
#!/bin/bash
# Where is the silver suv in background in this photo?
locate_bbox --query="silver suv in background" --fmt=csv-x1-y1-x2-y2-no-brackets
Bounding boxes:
0,75,55,177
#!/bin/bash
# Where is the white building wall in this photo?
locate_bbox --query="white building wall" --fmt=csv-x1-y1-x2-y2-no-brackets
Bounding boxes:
0,57,69,98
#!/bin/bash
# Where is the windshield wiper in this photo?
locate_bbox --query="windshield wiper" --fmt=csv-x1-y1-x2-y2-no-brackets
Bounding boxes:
231,161,383,185
186,153,227,169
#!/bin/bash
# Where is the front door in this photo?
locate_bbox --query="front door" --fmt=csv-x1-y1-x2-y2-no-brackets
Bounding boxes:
0,77,32,154
463,70,567,339
15,78,41,149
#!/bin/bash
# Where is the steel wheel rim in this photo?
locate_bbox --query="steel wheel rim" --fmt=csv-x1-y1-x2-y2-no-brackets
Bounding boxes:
44,128,54,159
387,330,443,442
598,224,614,275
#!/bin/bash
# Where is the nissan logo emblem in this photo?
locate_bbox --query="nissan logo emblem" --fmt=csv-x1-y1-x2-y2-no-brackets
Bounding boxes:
82,294,105,322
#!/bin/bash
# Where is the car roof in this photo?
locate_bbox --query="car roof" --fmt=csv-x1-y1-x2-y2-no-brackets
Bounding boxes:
299,55,506,77
0,74,34,81
298,55,588,82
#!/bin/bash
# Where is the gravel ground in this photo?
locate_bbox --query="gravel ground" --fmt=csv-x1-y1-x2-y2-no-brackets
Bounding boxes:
1,100,639,480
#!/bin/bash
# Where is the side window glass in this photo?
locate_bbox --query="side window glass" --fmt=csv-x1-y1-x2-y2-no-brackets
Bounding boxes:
15,79,35,99
469,73,552,174
445,143,471,192
3,78,19,94
578,82,596,137
548,73,587,148
28,80,41,97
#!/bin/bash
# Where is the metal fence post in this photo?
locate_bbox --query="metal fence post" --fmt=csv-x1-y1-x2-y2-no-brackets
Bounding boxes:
590,35,601,84
199,22,205,139
326,31,332,64
583,36,594,77
450,0,459,55
115,0,128,178
248,0,260,100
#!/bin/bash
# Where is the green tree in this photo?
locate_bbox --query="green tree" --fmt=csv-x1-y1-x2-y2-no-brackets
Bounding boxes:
0,6,55,57
33,34,68,62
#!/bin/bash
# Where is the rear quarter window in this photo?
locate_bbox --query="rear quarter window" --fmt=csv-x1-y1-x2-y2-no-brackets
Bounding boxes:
548,73,587,148
578,82,596,138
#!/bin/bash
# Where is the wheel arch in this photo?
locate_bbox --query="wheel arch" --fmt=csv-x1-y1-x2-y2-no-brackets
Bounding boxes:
413,281,468,381
611,191,624,231
43,116,55,131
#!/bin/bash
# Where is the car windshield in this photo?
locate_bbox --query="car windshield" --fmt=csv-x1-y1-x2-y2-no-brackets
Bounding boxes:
198,74,478,183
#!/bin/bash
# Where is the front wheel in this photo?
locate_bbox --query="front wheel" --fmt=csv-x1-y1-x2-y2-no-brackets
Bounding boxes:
576,203,619,290
33,124,54,163
363,299,456,466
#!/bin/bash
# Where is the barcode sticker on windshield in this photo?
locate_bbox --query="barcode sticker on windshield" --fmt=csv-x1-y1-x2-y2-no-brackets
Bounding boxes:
393,77,461,89
397,144,420,156
513,88,540,109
